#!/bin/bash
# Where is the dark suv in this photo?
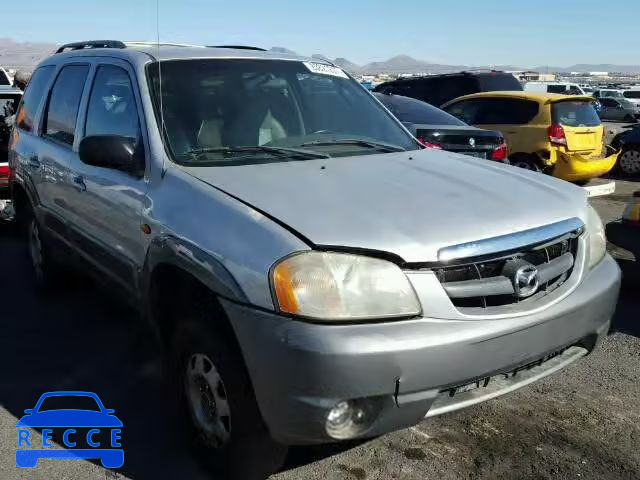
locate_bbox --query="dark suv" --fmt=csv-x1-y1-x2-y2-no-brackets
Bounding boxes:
374,71,523,107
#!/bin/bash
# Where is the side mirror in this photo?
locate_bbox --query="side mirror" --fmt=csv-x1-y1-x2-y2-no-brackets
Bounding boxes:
23,409,34,415
79,135,141,174
104,409,115,414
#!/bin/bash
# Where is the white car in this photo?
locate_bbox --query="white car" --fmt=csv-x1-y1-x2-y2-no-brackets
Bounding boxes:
622,88,640,108
524,81,588,95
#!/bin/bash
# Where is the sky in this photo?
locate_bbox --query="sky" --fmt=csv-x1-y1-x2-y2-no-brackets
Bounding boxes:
2,0,639,67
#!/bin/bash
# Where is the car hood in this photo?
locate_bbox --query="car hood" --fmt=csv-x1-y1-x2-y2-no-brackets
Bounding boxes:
182,150,588,263
16,410,123,427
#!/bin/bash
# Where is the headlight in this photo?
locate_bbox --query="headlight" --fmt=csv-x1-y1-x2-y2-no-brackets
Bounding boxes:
271,251,421,321
586,205,606,269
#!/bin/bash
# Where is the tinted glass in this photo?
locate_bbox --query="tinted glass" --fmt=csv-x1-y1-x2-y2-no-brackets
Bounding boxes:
38,395,101,412
623,91,640,99
552,101,601,127
148,59,418,165
600,98,617,107
0,70,10,86
445,98,539,125
547,84,567,93
476,73,523,92
85,65,140,141
375,93,466,126
44,65,89,146
16,65,55,132
600,90,623,98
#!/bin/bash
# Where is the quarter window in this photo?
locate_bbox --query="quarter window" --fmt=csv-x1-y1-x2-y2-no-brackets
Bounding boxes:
44,65,89,146
85,65,141,142
16,65,55,132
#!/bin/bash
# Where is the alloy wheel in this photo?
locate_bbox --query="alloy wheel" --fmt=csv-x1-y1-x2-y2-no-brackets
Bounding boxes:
185,353,231,448
619,149,640,175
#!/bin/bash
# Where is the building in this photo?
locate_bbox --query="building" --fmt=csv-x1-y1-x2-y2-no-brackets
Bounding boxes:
509,71,556,82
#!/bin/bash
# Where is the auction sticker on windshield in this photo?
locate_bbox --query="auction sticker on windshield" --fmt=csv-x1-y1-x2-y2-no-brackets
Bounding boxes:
303,62,349,79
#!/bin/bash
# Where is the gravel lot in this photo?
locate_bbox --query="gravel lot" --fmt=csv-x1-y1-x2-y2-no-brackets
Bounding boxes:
0,178,638,480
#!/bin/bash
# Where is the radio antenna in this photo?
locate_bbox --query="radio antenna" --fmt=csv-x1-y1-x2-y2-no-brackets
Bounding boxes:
157,0,166,175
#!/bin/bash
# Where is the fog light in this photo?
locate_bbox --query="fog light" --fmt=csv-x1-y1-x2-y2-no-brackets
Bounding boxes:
326,400,368,439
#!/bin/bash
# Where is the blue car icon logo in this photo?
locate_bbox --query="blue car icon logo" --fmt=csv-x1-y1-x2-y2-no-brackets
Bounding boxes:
15,391,123,468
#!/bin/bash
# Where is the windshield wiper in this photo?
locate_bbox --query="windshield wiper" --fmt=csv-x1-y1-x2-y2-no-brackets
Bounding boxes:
182,145,330,161
298,138,406,152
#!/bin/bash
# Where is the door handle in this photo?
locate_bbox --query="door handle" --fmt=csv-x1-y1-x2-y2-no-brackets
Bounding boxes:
27,156,40,169
72,175,87,192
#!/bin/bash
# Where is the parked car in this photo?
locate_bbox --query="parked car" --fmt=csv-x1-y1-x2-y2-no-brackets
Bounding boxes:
373,70,522,107
610,124,640,175
524,81,588,95
442,91,618,184
594,89,625,99
622,88,640,108
373,92,507,161
0,85,22,216
598,97,638,122
10,40,621,479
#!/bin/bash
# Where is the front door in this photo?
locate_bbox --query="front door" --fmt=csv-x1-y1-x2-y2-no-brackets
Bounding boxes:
66,60,149,291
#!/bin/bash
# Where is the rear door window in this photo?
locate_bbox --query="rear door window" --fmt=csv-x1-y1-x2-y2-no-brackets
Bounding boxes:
445,98,539,125
547,84,567,94
600,98,618,108
43,65,90,146
552,101,600,127
623,91,640,99
16,65,55,132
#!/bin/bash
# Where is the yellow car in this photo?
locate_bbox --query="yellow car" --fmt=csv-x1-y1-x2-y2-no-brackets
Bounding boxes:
442,91,618,184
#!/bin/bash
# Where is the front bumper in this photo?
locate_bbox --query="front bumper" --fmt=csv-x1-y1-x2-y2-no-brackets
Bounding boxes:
552,150,618,182
223,255,620,445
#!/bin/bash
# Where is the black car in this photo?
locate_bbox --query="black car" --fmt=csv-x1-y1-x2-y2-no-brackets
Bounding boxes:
374,92,507,161
611,124,640,176
373,70,522,107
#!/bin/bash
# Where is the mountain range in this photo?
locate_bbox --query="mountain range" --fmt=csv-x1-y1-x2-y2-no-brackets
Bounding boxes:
2,38,640,75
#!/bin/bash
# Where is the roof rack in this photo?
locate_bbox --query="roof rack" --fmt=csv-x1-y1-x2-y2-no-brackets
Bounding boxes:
208,45,267,51
55,40,126,54
125,41,204,48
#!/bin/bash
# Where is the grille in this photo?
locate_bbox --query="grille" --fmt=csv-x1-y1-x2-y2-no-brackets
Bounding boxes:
433,236,579,309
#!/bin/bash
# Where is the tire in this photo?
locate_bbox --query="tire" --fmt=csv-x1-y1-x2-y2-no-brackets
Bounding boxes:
573,180,590,186
618,148,640,176
23,204,63,289
172,318,288,480
625,114,635,122
509,154,542,173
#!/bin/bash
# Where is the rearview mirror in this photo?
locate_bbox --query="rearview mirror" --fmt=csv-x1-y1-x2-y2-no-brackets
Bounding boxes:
79,135,141,174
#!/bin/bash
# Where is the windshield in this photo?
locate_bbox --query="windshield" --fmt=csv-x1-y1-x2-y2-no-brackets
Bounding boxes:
552,101,601,127
374,93,466,126
148,59,418,165
38,395,102,412
623,90,640,99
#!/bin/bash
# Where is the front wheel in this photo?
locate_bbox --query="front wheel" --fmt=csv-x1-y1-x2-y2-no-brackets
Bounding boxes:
618,148,640,176
172,319,288,479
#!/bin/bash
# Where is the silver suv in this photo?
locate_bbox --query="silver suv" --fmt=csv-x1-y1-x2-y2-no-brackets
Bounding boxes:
10,41,621,479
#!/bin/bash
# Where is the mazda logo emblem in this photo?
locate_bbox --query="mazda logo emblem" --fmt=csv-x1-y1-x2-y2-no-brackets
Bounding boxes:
513,265,539,298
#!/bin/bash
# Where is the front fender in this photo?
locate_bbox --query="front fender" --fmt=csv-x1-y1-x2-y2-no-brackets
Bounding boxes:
142,235,249,305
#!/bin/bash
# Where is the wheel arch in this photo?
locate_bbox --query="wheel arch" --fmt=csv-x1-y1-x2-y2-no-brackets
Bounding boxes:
142,235,249,345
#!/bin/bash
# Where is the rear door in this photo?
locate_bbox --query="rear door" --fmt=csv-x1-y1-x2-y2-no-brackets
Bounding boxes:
600,98,622,121
65,59,148,290
444,97,541,155
552,100,603,154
